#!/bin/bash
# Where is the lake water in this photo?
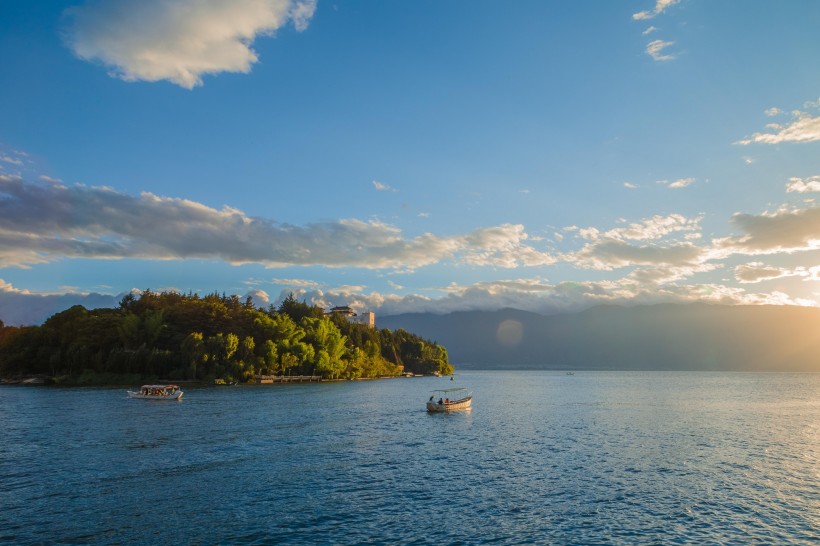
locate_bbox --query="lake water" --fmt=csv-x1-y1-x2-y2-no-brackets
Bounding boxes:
1,371,819,545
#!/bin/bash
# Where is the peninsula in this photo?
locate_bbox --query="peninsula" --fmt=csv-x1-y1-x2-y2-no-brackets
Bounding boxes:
0,291,453,385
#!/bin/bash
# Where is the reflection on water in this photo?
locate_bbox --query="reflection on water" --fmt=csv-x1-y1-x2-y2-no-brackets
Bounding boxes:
1,371,819,544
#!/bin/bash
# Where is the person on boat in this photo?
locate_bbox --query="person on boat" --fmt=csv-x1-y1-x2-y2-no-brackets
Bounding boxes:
429,395,434,402
445,398,449,404
438,398,443,405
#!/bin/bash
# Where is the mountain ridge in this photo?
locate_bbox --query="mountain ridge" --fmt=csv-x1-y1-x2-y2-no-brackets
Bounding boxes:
378,303,820,372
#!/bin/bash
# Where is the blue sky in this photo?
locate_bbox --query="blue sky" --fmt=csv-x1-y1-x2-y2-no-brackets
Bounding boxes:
1,0,820,325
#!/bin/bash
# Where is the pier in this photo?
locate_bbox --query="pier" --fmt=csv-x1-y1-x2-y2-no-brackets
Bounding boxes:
255,375,322,384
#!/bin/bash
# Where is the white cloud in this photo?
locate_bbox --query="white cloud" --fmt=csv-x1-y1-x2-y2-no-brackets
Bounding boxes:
642,26,658,35
658,177,695,189
299,275,809,317
626,261,719,285
624,182,639,189
737,109,820,145
288,0,317,31
39,175,64,185
372,180,398,192
0,175,555,271
633,0,680,21
459,224,556,267
244,289,270,306
765,107,783,117
714,204,820,256
270,278,323,288
1,155,23,166
561,214,706,272
64,0,316,89
804,98,820,110
567,239,703,271
646,39,675,61
588,214,702,242
734,262,812,284
577,227,599,240
786,176,820,193
387,280,404,290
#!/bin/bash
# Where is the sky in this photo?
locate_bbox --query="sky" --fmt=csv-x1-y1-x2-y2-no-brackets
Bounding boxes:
1,0,820,325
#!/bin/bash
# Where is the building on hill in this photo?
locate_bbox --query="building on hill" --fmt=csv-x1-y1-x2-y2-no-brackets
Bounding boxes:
328,306,375,329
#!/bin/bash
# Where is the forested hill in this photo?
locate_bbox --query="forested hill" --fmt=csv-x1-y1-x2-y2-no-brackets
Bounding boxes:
0,291,453,384
379,304,820,372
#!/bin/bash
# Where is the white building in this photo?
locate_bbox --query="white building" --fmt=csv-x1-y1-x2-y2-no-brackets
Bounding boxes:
328,306,376,329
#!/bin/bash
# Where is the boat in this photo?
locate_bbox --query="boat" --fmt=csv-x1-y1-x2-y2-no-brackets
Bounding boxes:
426,388,472,412
127,384,184,400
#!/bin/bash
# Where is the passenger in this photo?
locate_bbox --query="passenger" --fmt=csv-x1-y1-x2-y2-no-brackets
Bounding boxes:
438,398,443,405
429,395,434,402
445,398,449,404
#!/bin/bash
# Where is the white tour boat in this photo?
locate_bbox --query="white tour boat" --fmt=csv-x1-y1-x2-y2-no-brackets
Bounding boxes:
426,388,472,412
127,384,184,400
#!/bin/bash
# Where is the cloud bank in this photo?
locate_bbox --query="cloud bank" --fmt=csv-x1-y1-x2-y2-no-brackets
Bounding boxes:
3,172,820,325
64,0,317,88
264,276,809,321
0,175,554,270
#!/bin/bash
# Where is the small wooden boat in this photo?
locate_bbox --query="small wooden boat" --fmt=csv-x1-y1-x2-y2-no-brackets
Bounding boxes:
127,384,183,400
426,388,472,412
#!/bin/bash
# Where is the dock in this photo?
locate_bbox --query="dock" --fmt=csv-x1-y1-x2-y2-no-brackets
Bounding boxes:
255,375,322,384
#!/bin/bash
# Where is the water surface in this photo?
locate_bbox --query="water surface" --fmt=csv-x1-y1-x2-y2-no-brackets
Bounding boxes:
1,371,818,544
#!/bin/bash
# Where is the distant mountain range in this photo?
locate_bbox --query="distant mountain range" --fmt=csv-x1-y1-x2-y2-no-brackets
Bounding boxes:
378,304,820,372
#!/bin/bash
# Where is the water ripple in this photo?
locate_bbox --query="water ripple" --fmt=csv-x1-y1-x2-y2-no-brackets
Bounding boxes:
1,373,820,544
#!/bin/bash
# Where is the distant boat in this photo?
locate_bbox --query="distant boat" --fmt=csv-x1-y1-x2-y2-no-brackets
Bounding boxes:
566,372,575,376
426,388,472,413
127,384,183,400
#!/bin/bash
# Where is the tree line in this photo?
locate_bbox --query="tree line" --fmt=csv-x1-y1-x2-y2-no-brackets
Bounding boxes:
0,291,454,384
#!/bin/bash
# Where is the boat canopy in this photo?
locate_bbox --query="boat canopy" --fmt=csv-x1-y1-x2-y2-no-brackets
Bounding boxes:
140,384,179,389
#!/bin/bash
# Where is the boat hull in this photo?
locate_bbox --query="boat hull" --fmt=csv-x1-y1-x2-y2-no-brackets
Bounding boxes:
127,391,183,400
426,396,472,412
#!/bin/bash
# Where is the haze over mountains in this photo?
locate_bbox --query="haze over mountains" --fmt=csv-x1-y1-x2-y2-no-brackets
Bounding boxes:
379,304,820,372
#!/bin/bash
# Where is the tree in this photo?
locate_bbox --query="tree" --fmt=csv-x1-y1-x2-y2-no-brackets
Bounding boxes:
142,309,165,346
118,313,141,349
303,317,347,379
261,339,278,374
0,290,451,383
181,332,205,380
278,292,324,322
239,336,255,362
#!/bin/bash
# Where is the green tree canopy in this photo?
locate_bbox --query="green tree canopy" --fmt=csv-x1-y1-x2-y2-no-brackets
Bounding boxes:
0,291,454,383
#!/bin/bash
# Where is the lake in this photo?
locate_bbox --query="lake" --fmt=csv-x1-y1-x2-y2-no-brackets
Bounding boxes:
1,371,818,544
